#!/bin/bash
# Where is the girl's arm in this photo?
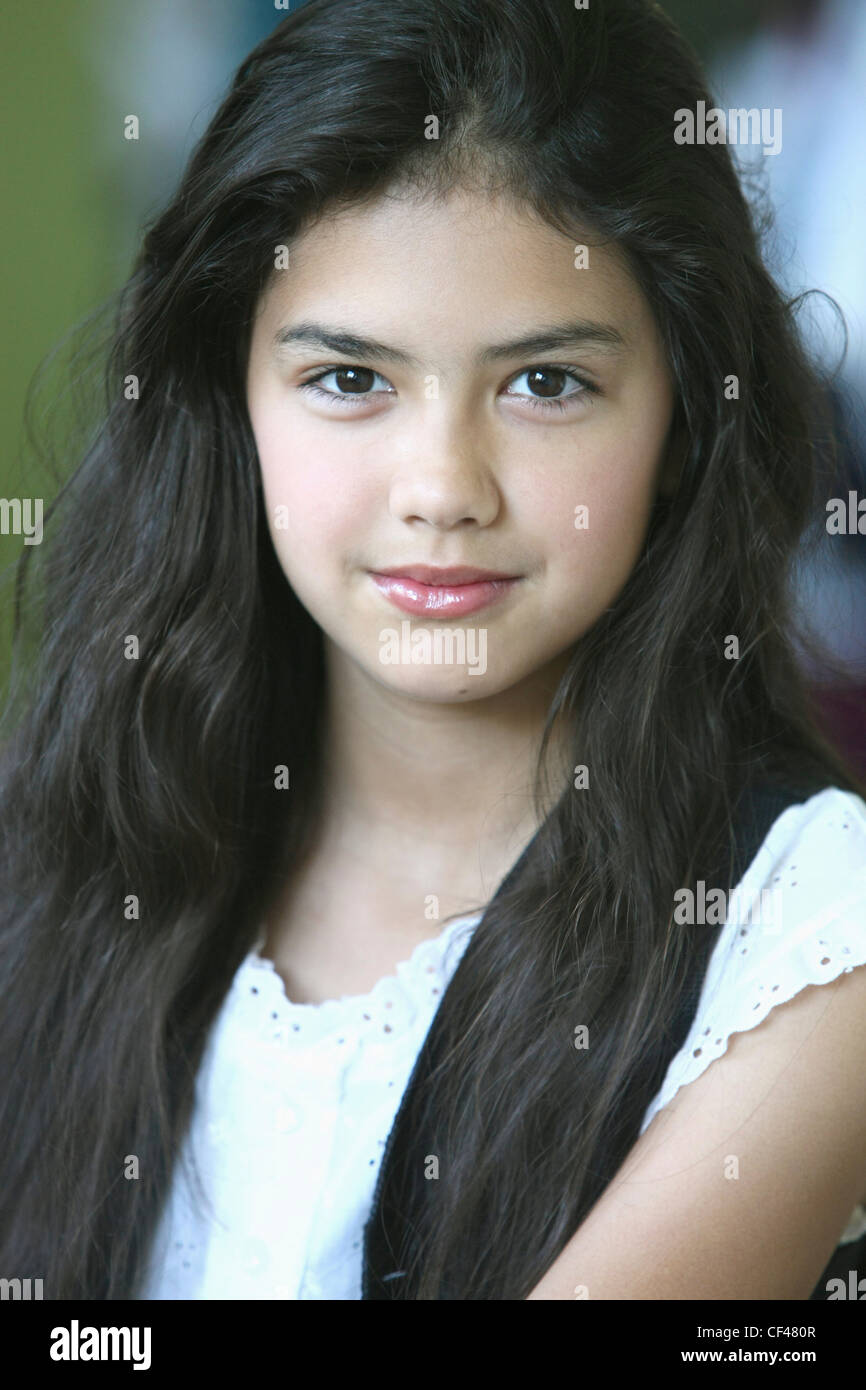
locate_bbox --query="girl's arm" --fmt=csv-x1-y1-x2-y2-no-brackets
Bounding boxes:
526,963,866,1299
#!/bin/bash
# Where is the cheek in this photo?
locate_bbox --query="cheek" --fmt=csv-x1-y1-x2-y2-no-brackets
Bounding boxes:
533,435,663,601
253,414,374,559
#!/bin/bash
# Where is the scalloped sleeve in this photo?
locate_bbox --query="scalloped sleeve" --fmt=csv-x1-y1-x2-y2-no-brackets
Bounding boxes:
638,787,866,1243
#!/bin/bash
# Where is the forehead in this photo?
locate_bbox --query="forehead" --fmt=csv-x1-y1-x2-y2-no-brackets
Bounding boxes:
252,185,651,356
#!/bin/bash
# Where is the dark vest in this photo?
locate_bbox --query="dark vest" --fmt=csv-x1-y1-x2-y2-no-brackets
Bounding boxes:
361,776,865,1299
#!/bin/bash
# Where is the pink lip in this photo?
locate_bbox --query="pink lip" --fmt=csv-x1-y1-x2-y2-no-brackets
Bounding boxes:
369,567,521,616
373,565,517,585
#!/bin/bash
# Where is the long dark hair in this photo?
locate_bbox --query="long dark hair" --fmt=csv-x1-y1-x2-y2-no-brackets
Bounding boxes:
1,0,863,1299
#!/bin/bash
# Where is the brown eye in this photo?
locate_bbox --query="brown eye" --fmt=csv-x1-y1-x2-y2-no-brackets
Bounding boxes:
300,365,394,407
327,366,377,393
506,365,599,411
525,368,570,397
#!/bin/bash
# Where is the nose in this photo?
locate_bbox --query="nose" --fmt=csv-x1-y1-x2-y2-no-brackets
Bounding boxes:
387,408,501,530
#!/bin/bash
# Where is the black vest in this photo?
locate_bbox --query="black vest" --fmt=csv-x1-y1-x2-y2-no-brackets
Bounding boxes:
361,777,865,1299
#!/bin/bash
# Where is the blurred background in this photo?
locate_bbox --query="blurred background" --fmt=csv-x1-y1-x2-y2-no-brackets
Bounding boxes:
1,0,864,771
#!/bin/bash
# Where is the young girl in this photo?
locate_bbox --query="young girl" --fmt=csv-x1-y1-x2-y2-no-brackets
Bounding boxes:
2,0,865,1302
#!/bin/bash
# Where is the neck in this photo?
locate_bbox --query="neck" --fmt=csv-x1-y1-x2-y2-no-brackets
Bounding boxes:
312,640,574,907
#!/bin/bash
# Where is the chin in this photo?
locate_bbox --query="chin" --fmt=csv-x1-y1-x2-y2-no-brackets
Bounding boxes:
377,667,498,702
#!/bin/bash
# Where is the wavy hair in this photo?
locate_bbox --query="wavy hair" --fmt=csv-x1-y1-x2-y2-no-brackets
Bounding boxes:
1,0,863,1298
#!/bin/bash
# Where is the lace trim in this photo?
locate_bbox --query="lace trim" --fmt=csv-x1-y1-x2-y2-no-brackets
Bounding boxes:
638,789,866,1245
228,910,482,1048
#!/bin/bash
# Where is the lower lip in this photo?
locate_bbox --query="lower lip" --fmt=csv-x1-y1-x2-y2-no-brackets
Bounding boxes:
369,573,520,616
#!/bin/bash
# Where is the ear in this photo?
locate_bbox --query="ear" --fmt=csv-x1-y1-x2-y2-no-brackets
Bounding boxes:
657,411,688,499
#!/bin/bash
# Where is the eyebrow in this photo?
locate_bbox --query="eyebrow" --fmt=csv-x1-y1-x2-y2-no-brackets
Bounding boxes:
271,318,628,365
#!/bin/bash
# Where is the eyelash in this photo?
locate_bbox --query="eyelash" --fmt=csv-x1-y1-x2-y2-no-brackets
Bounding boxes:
298,364,600,413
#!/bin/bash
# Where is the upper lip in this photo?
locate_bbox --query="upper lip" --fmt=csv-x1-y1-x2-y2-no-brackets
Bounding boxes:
370,565,518,585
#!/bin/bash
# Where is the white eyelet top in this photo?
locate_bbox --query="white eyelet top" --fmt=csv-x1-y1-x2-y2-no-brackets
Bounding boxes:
138,787,866,1300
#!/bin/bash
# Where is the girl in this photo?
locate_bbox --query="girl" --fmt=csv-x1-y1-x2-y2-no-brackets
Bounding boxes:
1,0,865,1302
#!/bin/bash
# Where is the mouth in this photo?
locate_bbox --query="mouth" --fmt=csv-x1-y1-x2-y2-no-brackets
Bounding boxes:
367,565,522,617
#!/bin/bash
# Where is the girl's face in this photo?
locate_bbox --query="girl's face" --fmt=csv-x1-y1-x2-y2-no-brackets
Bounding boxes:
246,186,678,701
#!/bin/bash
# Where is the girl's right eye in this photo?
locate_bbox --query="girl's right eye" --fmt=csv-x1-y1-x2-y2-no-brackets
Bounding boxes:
299,365,394,408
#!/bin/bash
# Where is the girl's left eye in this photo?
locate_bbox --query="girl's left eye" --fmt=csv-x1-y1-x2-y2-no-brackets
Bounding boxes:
504,366,599,412
298,364,599,412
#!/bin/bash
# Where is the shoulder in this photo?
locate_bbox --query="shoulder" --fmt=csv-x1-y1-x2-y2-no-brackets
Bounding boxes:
527,954,866,1297
641,785,866,1137
731,783,866,897
526,789,866,1298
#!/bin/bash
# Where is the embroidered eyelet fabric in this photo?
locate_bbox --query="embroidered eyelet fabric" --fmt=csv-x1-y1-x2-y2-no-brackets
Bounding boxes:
138,787,866,1299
